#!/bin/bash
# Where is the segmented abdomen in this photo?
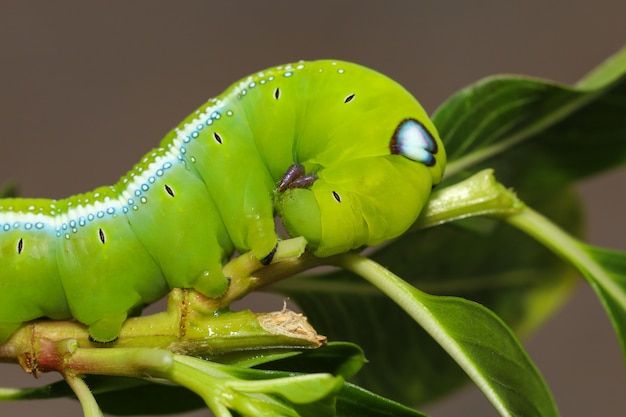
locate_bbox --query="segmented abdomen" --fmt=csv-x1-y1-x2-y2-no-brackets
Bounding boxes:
0,144,233,342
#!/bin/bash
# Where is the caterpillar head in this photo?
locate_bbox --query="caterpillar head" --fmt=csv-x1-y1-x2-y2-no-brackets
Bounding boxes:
276,112,446,257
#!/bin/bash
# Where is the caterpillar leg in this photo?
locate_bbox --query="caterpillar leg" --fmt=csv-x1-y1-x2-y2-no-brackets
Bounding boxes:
87,313,127,343
189,264,230,299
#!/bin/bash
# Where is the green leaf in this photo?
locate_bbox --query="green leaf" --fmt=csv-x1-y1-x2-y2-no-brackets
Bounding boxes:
0,343,371,416
507,207,626,364
328,254,558,417
97,375,432,417
582,246,626,357
434,45,626,194
88,375,432,417
337,383,430,417
576,45,626,89
0,366,430,417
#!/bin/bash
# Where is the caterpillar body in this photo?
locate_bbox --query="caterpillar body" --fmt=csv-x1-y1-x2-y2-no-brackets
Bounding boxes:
0,60,446,343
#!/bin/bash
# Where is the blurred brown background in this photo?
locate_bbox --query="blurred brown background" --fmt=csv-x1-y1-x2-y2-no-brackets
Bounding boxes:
0,1,625,416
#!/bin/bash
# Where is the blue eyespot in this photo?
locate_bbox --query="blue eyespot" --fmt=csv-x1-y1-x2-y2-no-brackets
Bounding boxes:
390,118,438,167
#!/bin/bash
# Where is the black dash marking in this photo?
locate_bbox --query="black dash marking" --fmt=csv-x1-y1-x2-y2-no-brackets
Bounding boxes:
274,87,281,100
213,132,223,144
260,244,278,265
332,191,342,202
17,238,24,254
98,228,106,244
344,93,355,103
164,184,175,197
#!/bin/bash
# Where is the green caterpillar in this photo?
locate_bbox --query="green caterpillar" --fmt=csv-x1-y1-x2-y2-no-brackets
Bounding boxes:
0,60,446,343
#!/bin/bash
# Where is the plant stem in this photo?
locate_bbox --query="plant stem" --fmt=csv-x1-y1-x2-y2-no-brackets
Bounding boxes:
506,206,626,306
0,291,325,374
411,169,524,232
64,374,103,417
327,253,510,416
